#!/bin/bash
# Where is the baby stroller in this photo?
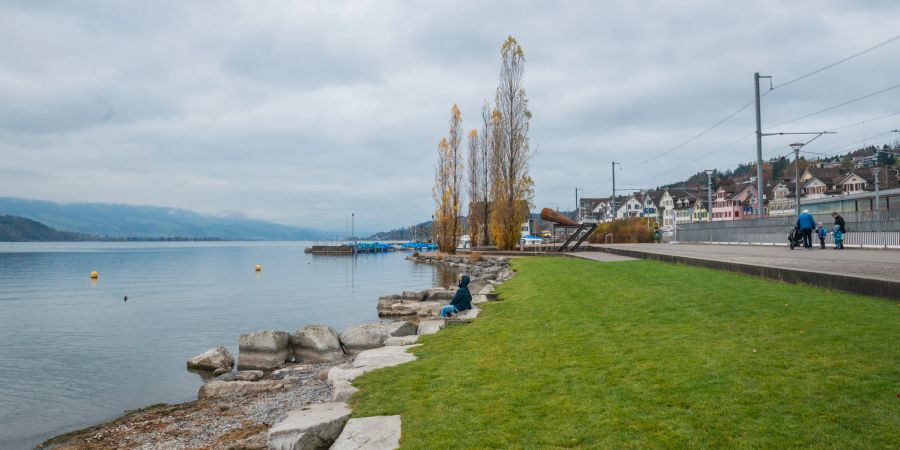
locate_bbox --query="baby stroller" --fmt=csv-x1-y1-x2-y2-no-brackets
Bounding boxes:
788,226,802,250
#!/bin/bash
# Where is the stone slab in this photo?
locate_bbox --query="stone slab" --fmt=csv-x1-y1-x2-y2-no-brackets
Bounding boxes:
267,402,351,450
330,416,401,450
417,319,445,335
384,335,419,346
331,380,359,402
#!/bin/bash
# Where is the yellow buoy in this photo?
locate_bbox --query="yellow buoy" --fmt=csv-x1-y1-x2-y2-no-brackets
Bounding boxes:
90,271,99,279
255,264,262,272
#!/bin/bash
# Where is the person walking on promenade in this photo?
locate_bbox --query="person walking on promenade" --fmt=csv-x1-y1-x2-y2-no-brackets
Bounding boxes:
796,209,816,249
816,223,827,249
440,274,472,317
832,211,846,249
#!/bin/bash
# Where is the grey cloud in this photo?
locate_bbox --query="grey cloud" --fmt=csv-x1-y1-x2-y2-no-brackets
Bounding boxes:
0,0,898,230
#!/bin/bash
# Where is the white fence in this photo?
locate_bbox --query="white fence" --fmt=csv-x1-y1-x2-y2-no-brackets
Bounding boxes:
675,210,900,248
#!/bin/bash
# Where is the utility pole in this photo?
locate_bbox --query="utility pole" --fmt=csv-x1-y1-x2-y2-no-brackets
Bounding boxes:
705,169,714,222
873,167,882,213
611,162,621,221
788,143,806,217
754,72,771,218
873,166,882,246
351,212,356,254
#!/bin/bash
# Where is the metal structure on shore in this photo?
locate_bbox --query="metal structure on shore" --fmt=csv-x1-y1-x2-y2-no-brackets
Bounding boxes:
540,208,597,252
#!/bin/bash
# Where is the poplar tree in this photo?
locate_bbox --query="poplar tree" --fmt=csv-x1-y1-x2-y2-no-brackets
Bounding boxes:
479,100,493,246
433,104,464,253
466,129,482,247
489,36,533,250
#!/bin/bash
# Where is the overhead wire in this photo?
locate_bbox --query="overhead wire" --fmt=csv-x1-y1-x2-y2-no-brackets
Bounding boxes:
626,32,900,170
580,32,900,197
765,82,900,130
770,32,900,91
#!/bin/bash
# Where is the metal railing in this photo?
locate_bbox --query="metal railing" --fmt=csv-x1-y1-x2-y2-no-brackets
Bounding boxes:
675,209,900,248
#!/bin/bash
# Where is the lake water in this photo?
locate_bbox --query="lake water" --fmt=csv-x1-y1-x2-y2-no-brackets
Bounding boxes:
0,241,453,449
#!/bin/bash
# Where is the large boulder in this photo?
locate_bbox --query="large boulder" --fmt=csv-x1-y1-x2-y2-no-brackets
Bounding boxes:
415,301,445,317
291,325,343,362
238,330,291,370
186,346,234,372
198,380,285,399
377,296,402,309
384,321,417,337
267,402,351,450
400,290,426,301
339,322,416,353
424,288,457,301
214,370,264,382
331,416,401,450
377,303,419,318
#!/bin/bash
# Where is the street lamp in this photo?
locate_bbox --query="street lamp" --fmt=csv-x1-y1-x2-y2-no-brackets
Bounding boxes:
790,142,805,217
705,169,714,222
872,166,882,214
575,188,583,222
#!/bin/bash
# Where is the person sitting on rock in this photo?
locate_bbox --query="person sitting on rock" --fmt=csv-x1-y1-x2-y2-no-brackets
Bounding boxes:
440,274,472,318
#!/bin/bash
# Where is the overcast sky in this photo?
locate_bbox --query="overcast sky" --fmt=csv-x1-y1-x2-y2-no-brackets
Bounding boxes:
2,1,899,232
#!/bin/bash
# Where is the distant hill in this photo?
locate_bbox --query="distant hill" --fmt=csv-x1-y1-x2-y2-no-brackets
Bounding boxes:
0,215,90,242
369,220,434,241
0,197,333,240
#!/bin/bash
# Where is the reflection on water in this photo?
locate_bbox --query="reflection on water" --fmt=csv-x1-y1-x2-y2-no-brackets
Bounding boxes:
432,264,460,288
0,241,446,449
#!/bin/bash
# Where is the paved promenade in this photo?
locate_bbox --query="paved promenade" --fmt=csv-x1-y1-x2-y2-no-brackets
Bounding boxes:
588,243,900,300
598,244,900,281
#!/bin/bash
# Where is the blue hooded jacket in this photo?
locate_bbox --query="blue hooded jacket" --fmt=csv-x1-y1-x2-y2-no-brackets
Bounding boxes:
449,275,472,312
797,212,816,230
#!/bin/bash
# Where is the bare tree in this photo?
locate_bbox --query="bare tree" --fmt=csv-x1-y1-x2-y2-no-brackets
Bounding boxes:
489,36,533,250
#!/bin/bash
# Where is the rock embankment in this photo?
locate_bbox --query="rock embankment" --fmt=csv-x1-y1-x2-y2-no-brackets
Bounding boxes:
43,253,514,450
377,254,511,319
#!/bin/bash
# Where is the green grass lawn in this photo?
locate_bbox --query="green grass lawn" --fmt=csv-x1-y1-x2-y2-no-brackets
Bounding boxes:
351,258,899,449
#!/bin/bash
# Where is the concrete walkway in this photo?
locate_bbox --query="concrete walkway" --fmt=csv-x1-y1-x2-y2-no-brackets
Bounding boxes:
594,243,900,300
570,252,638,262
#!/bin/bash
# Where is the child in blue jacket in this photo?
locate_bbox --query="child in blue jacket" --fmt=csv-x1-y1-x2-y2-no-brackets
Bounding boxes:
816,224,827,249
832,226,844,250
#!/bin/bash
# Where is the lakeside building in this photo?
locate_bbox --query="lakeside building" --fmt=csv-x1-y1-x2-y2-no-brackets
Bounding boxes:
711,183,758,221
767,180,795,217
659,187,708,229
576,164,899,225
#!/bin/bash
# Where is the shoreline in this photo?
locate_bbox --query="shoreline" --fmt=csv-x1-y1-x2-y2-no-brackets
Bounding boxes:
40,252,511,449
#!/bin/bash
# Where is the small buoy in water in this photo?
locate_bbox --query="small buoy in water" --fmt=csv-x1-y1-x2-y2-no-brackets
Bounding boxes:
90,271,99,279
255,264,262,272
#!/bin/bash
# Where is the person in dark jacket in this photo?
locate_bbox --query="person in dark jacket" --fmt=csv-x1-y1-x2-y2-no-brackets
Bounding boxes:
796,209,816,249
832,212,846,233
440,274,472,317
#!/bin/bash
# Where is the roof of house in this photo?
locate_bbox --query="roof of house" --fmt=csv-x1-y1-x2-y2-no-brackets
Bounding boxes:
803,167,844,185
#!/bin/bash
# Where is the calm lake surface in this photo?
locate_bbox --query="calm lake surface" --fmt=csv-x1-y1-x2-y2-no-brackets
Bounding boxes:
0,241,453,449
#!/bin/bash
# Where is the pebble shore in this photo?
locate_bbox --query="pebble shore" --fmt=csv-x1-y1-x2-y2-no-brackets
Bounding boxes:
40,360,343,450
